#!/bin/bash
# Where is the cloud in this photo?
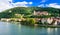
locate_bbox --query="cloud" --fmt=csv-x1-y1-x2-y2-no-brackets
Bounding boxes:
38,4,45,7
0,0,13,11
38,3,60,9
41,0,46,2
40,0,48,3
46,3,60,8
12,1,28,7
0,0,33,12
12,1,33,7
29,2,33,4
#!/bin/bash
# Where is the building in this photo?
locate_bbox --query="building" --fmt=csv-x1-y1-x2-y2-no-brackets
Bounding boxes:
47,18,53,24
33,10,49,15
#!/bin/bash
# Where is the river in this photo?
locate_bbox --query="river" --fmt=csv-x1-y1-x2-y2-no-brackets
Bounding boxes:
0,21,60,35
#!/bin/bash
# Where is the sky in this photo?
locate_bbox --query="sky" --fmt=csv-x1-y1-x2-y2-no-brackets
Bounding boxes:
0,0,60,12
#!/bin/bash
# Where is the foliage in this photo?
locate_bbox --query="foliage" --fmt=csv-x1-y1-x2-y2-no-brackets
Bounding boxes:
0,7,60,18
21,18,36,25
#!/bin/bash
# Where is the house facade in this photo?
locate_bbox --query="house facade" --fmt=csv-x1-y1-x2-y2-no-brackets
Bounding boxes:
33,10,49,15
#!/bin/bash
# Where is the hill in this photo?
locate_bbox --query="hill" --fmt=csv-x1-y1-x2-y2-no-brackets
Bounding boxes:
0,7,60,18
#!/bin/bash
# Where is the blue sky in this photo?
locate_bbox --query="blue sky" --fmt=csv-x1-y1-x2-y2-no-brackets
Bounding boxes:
0,0,60,11
12,0,60,6
13,0,41,6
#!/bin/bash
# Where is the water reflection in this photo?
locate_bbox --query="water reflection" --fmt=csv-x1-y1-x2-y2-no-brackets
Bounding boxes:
47,28,58,35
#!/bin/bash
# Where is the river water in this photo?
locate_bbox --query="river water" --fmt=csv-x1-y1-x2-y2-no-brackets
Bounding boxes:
0,21,60,35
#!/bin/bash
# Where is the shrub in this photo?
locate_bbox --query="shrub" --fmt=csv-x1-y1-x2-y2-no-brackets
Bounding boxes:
21,18,36,25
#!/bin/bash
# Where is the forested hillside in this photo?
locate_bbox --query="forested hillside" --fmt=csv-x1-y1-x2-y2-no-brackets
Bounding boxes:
0,7,60,18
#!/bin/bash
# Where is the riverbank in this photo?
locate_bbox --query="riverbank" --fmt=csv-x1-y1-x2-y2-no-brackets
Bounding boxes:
0,18,60,28
20,23,60,28
38,25,60,28
0,20,60,28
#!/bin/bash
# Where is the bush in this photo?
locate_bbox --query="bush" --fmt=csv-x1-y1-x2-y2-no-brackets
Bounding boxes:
21,18,36,25
28,18,36,24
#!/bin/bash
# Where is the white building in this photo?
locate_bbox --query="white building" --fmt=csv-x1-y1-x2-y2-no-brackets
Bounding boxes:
41,18,47,24
54,20,58,25
47,18,53,24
